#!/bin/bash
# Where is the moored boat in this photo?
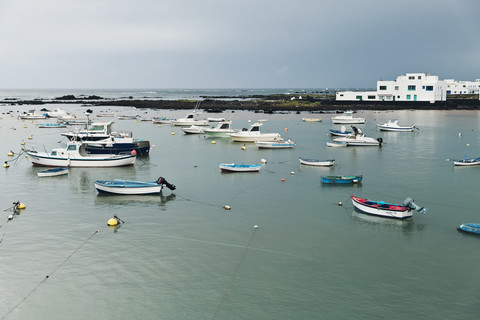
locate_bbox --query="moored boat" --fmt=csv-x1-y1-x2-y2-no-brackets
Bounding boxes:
377,119,415,132
329,127,352,137
37,167,69,177
326,141,347,147
219,163,261,172
171,112,209,126
299,157,335,167
229,122,282,142
351,195,428,219
181,125,205,134
321,175,362,184
24,142,136,167
453,157,480,166
458,223,480,235
302,118,322,122
19,109,47,120
333,135,382,146
94,177,176,195
255,139,295,149
332,111,365,124
203,121,239,137
38,123,68,128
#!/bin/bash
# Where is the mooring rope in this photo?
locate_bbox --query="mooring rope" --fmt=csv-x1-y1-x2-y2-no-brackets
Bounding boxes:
0,230,99,320
211,226,258,320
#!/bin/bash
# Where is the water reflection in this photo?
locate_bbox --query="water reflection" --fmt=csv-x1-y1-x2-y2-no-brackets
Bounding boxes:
350,210,426,233
94,192,176,210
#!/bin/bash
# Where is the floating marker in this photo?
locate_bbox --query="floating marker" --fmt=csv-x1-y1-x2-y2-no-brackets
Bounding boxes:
290,171,295,175
28,136,32,140
285,128,288,132
21,141,25,145
466,144,470,147
459,133,462,136
171,131,175,135
107,218,118,226
4,161,9,168
211,140,216,144
131,149,137,155
241,145,246,150
17,203,26,209
158,124,162,127
338,202,343,206
7,215,13,220
281,178,285,182
24,125,27,128
8,152,14,156
223,205,231,210
254,225,258,229
261,158,267,163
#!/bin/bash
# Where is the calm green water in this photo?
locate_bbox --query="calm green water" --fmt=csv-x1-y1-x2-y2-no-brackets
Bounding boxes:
1,106,480,319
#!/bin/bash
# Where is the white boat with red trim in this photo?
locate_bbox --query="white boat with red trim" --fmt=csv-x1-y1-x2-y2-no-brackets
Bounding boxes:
351,195,427,219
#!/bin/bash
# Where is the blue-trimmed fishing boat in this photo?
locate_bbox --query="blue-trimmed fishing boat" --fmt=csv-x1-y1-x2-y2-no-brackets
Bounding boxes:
219,163,261,172
299,157,335,167
329,129,352,137
38,123,68,128
453,157,480,166
458,223,480,235
94,177,176,195
321,175,362,184
37,167,68,177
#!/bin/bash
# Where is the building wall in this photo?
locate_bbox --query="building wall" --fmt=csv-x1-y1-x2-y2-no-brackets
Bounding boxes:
445,79,480,94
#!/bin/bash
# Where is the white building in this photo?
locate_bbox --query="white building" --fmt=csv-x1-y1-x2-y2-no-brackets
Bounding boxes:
444,79,480,95
336,73,447,102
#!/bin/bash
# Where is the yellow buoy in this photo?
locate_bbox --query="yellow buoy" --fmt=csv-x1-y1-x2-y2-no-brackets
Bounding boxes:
241,145,246,150
17,203,26,209
158,124,162,127
21,141,25,145
107,218,118,226
28,136,33,140
4,162,10,168
24,125,27,128
211,140,216,144
171,131,175,135
8,152,14,156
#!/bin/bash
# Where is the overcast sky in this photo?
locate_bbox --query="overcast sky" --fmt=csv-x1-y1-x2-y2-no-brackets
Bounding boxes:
1,0,479,89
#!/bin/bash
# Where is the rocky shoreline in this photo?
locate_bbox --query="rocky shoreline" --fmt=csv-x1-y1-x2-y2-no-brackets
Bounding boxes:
2,94,480,112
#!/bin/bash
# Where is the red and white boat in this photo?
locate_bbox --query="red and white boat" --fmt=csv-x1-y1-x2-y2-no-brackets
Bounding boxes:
351,195,427,219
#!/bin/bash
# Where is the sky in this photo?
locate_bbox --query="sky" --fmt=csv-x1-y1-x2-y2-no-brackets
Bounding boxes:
0,0,479,89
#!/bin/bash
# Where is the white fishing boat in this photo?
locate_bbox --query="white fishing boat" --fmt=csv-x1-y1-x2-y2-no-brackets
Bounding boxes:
255,139,295,149
229,123,282,142
207,117,225,122
302,118,322,122
37,167,69,177
94,177,176,195
299,157,335,167
351,195,427,219
333,134,382,146
171,112,209,126
377,119,415,132
331,111,365,124
46,107,70,118
181,125,205,134
19,109,47,120
453,157,480,166
203,121,239,137
219,163,261,172
38,123,68,128
24,142,136,167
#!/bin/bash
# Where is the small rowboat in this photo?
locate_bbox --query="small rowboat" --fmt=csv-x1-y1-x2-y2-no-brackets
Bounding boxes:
453,157,480,166
299,157,335,167
302,118,322,122
94,177,176,195
321,175,362,184
219,163,261,172
458,223,480,235
329,129,352,137
377,120,415,132
38,123,68,128
37,167,68,177
326,141,347,147
255,139,295,149
351,195,428,219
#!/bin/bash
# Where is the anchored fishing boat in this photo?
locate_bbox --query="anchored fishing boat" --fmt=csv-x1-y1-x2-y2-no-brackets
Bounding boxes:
299,157,335,167
351,195,428,219
19,109,47,120
37,167,68,177
230,122,282,142
458,223,480,235
302,118,322,122
171,112,209,126
326,141,347,147
329,128,352,137
24,142,136,167
203,121,239,137
38,123,68,128
333,135,382,146
255,139,295,149
219,163,261,172
331,111,365,124
321,175,362,184
94,177,176,195
377,119,415,132
181,125,205,134
453,157,480,166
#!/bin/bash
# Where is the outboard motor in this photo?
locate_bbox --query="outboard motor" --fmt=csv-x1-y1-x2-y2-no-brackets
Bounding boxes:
156,177,176,190
403,197,427,214
377,137,383,146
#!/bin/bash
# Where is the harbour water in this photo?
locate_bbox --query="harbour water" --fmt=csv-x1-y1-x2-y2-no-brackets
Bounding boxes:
1,96,480,319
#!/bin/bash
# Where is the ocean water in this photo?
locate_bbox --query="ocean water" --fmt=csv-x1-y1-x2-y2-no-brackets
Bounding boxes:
1,100,480,319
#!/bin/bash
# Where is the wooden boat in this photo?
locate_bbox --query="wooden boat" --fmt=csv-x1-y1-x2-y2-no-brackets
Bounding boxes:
181,125,205,134
321,175,362,184
37,167,68,177
326,141,347,147
453,157,480,166
458,223,480,235
377,120,415,132
94,177,176,195
230,123,282,142
219,163,261,172
331,111,365,124
333,135,382,146
255,139,295,149
351,195,427,219
299,157,334,167
38,123,68,128
302,118,322,122
24,142,136,167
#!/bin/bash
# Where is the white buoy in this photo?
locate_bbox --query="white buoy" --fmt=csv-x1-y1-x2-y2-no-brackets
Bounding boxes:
290,171,295,175
261,158,267,163
466,143,470,147
338,202,343,206
459,133,462,136
223,205,231,210
253,225,258,229
8,215,13,220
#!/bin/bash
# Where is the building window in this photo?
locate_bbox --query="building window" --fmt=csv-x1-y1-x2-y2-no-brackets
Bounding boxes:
418,76,422,79
397,96,400,98
407,95,411,100
339,94,344,96
394,86,399,90
408,85,416,91
409,76,415,80
368,95,375,99
426,86,433,91
356,96,362,100
379,86,387,90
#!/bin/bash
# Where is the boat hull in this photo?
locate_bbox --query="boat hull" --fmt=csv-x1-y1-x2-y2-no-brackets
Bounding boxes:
333,136,381,146
331,118,365,124
26,151,136,167
351,196,412,219
299,158,335,166
321,175,362,184
219,163,261,172
458,223,480,235
37,167,69,177
94,180,162,195
453,158,480,166
255,140,295,149
230,134,282,142
377,125,414,132
84,141,150,155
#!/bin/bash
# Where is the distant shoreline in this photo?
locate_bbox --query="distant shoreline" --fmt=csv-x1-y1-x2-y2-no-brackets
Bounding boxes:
2,94,480,112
